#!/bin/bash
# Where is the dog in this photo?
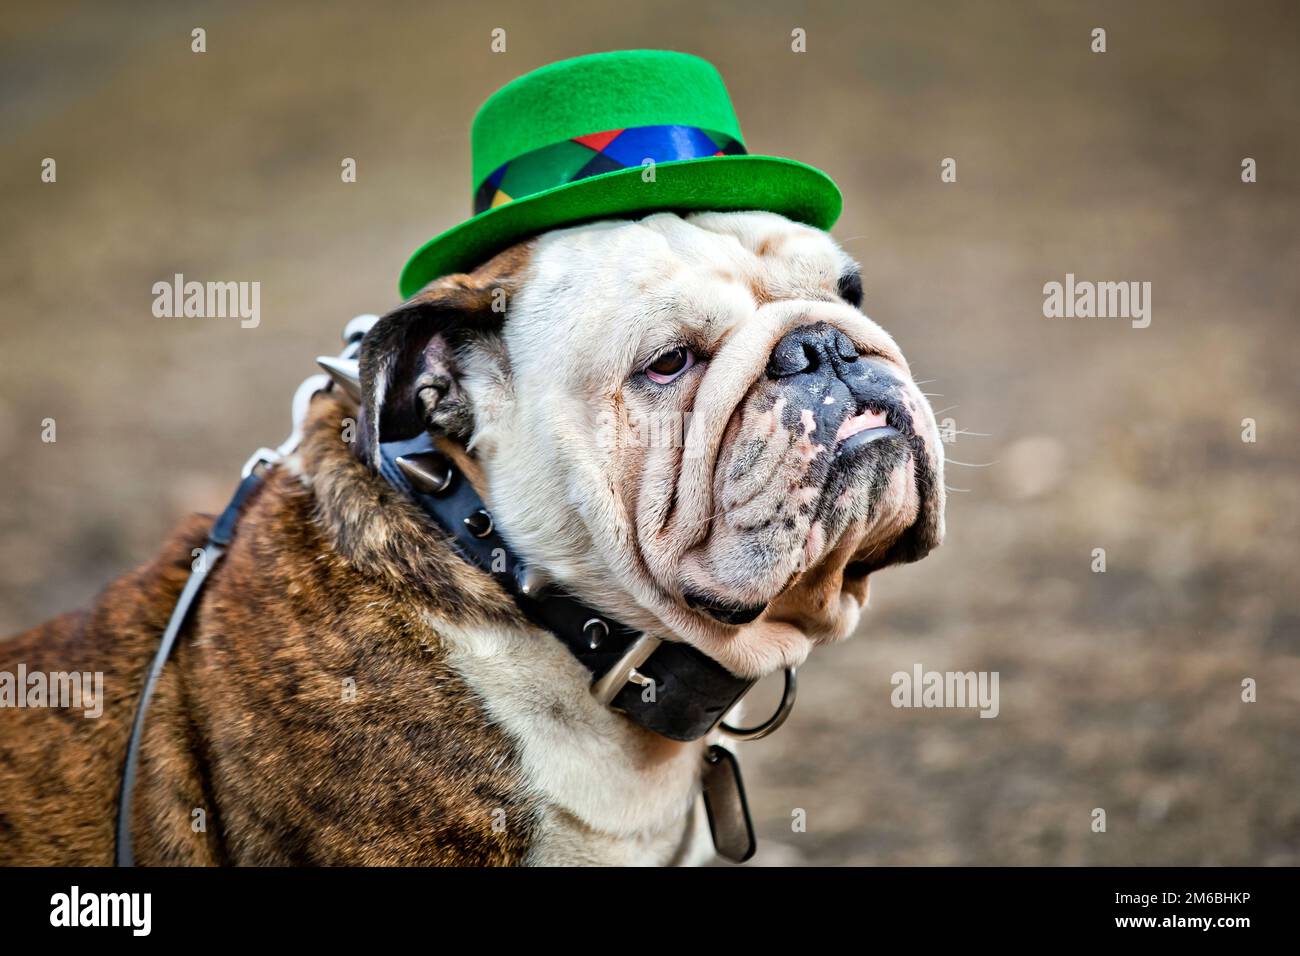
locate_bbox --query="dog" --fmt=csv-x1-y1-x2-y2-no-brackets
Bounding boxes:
0,210,944,865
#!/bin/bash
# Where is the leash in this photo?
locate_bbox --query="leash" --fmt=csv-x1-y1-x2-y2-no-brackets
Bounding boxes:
114,465,262,867
116,316,793,865
115,372,329,867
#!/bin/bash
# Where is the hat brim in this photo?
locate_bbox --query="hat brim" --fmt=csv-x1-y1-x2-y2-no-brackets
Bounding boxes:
398,154,842,299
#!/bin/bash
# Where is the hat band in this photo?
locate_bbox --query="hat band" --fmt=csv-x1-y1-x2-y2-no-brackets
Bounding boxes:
473,125,746,214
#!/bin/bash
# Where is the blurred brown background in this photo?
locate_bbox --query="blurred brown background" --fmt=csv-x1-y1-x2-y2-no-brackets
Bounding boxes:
2,1,1297,864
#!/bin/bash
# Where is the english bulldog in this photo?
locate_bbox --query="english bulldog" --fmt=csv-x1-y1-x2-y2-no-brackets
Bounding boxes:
0,210,943,865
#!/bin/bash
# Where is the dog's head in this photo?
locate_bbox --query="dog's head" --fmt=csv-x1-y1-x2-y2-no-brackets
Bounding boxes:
359,211,944,677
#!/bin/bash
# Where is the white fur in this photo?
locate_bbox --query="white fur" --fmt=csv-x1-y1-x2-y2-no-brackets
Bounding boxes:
429,613,716,865
461,211,942,677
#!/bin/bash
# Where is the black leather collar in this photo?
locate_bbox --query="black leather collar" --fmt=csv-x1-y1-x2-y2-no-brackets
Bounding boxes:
377,434,754,742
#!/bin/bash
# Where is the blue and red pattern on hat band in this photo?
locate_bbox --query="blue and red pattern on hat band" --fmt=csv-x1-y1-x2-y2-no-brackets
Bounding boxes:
473,125,747,215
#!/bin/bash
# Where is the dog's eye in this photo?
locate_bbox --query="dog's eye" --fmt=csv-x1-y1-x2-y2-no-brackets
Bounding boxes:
838,270,864,308
645,346,697,384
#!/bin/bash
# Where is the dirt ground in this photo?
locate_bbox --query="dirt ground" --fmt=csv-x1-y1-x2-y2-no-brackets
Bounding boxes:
2,1,1297,865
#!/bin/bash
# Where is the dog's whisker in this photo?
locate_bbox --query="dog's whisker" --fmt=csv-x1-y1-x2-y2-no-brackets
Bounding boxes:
943,458,998,468
944,485,972,493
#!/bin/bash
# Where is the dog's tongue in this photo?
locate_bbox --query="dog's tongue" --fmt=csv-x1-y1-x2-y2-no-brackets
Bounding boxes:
835,408,889,441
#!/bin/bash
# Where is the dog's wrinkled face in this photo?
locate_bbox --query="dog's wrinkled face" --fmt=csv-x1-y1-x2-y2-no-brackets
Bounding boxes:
361,211,943,678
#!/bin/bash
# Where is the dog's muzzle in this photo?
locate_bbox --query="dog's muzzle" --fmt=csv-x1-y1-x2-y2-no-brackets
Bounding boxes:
766,321,911,447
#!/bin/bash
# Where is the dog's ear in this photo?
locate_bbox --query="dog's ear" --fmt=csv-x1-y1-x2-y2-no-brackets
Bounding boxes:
357,244,531,466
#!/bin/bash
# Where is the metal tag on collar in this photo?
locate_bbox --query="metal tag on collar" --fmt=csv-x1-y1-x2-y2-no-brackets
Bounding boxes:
702,744,756,863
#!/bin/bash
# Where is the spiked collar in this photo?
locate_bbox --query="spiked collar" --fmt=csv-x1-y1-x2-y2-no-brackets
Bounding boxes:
377,432,756,741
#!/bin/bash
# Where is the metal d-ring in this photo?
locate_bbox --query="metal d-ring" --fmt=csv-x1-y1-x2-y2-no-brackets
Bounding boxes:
719,667,797,741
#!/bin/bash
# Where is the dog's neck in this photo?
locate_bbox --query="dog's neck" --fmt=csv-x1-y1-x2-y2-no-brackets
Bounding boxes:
305,387,754,744
387,433,760,741
297,390,718,860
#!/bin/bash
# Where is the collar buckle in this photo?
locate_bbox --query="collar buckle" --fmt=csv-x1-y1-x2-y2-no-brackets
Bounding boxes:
589,633,662,706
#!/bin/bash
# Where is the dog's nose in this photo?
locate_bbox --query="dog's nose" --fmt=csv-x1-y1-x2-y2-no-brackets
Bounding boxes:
766,322,860,379
767,322,910,436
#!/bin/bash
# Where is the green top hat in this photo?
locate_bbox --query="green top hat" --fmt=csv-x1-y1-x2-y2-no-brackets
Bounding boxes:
398,49,843,299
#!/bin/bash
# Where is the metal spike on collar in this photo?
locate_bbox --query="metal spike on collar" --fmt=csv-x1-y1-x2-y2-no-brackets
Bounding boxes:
583,617,610,650
464,508,494,539
395,451,454,495
515,564,551,598
316,355,362,401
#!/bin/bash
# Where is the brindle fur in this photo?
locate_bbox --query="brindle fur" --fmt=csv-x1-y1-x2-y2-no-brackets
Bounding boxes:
0,393,540,865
